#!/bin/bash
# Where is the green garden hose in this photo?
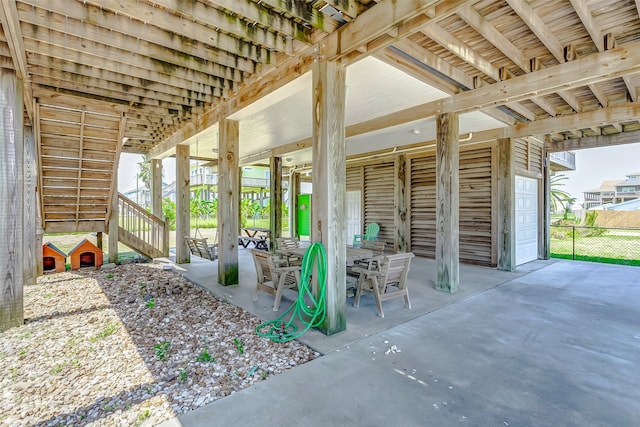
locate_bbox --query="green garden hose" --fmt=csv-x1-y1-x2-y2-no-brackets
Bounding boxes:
256,242,327,342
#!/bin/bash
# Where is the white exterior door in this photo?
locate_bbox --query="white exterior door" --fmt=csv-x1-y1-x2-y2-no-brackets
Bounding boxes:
346,190,362,245
515,175,539,265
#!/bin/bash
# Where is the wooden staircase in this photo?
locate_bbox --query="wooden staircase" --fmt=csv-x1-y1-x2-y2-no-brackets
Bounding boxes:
116,193,169,259
36,99,168,260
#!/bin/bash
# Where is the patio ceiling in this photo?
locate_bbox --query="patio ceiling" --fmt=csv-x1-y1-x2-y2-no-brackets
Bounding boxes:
1,0,640,168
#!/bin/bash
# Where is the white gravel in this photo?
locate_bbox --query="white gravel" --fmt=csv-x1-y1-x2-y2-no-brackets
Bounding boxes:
0,263,318,426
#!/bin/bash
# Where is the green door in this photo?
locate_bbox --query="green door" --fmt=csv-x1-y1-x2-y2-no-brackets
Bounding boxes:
297,194,311,238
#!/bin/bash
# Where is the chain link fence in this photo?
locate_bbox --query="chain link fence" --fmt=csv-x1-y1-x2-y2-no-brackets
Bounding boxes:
550,225,640,266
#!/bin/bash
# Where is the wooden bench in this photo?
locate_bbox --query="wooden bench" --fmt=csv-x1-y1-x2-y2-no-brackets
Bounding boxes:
185,236,218,260
238,235,269,250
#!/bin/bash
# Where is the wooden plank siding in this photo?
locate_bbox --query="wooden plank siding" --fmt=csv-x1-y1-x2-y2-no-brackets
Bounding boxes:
409,144,497,266
363,162,395,248
346,165,363,191
515,138,544,178
459,146,495,266
409,155,437,258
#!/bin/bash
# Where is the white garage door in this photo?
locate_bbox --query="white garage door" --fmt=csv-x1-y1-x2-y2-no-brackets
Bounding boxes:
515,176,539,265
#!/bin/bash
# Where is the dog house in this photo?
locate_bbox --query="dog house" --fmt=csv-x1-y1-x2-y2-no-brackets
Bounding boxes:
69,239,103,270
42,243,67,273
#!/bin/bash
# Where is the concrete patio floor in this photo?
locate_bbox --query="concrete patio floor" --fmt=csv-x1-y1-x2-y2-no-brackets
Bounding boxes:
158,248,640,426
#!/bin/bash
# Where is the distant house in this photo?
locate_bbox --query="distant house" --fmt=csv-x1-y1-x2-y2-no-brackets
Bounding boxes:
583,180,622,209
614,173,640,203
122,181,176,208
584,173,640,209
190,163,275,204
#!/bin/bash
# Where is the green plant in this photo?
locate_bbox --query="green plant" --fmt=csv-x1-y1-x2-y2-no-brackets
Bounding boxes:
162,198,176,227
179,367,188,382
90,322,118,342
260,371,268,380
136,409,151,426
233,338,244,355
105,273,114,279
153,341,170,360
146,298,155,309
8,367,18,380
550,174,573,213
196,347,214,363
50,362,66,375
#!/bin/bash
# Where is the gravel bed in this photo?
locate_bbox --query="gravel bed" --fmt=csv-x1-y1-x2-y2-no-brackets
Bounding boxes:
0,263,318,426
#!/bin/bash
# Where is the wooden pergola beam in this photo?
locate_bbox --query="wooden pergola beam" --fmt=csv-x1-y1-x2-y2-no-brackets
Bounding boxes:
544,129,640,153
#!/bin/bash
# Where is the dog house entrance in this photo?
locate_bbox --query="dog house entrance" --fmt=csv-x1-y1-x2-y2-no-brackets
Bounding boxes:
79,252,95,268
43,256,56,271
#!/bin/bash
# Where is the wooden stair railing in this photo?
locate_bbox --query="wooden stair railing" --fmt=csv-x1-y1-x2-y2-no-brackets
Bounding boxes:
116,193,169,259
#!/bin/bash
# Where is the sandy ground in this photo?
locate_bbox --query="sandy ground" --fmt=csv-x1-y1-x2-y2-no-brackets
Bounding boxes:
0,262,317,426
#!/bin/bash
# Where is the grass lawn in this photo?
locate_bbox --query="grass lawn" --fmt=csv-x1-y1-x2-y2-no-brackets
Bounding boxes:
550,232,640,266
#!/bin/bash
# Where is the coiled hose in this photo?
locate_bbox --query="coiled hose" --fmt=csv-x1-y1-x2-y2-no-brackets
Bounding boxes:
256,242,327,342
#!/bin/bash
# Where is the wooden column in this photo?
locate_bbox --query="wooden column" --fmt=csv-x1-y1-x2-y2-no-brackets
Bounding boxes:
312,57,347,335
270,156,282,249
497,137,516,271
36,217,43,276
542,151,551,259
96,232,103,250
289,171,300,238
108,175,119,264
151,158,163,218
175,144,190,263
395,154,409,253
24,126,36,293
218,119,240,285
436,112,459,293
0,70,24,331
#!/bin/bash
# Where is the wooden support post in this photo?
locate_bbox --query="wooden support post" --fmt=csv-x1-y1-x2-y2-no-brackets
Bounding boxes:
151,159,163,219
395,154,409,253
175,144,190,264
436,112,459,293
270,156,283,249
497,137,516,271
36,217,43,276
542,151,551,259
218,119,240,285
96,232,103,250
289,170,300,238
312,57,347,335
24,126,37,292
0,70,24,331
108,175,119,264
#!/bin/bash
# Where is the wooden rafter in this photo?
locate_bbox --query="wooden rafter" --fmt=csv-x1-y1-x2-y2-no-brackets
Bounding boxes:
22,1,259,72
83,0,272,62
505,0,564,64
203,0,312,43
569,0,604,52
254,0,341,33
150,0,294,54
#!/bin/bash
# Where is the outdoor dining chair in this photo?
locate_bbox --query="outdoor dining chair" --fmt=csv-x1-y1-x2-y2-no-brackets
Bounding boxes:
352,252,415,318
